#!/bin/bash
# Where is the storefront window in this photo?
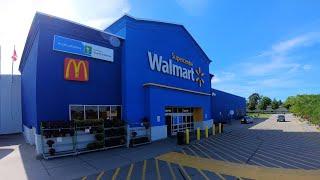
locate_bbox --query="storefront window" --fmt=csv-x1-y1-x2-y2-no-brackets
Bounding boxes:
110,106,121,120
69,105,121,121
70,106,84,120
85,106,98,120
99,106,110,120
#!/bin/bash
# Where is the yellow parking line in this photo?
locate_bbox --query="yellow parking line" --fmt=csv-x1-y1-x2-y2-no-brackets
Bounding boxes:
157,152,320,180
81,176,87,180
178,164,191,180
142,160,147,180
96,171,104,180
126,164,134,180
197,168,209,180
155,159,161,180
112,168,120,180
167,162,176,180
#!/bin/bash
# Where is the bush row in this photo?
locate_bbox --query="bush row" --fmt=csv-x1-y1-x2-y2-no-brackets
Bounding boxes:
285,94,320,125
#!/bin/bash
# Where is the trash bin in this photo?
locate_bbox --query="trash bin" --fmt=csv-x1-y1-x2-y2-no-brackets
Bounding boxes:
177,132,186,145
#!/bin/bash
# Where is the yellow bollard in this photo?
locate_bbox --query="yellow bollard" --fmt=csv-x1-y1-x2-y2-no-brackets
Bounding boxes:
205,126,208,138
219,123,222,133
186,129,189,144
197,127,200,140
212,124,215,135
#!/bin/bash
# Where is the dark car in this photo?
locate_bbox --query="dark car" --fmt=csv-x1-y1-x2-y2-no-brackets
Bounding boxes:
277,115,285,122
241,116,253,124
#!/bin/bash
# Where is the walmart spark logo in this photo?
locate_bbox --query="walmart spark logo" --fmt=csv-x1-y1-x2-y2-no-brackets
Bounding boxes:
84,45,92,55
195,67,205,87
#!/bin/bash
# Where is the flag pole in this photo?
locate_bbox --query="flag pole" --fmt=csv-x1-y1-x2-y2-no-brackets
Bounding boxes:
11,45,15,84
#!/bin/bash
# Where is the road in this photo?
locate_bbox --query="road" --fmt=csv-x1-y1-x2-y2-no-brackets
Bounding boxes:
80,114,320,180
1,114,320,180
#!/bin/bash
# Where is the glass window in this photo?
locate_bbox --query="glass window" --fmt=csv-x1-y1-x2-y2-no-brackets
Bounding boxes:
99,106,110,120
85,106,98,120
110,106,121,120
70,106,84,120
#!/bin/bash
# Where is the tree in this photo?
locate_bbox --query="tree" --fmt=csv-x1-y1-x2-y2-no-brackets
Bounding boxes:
278,100,283,106
271,98,279,110
247,93,260,110
258,96,271,110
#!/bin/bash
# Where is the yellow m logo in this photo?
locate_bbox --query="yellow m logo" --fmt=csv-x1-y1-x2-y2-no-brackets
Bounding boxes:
64,58,89,81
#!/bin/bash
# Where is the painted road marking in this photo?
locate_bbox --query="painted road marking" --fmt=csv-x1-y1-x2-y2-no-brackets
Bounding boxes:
178,164,191,180
206,136,286,168
201,141,248,163
155,159,161,180
197,168,210,180
142,160,147,180
200,140,243,163
157,152,320,180
208,134,299,168
186,146,200,157
96,171,104,180
196,143,231,162
191,144,212,159
215,173,226,180
112,168,120,180
126,164,134,180
167,162,176,180
257,149,319,169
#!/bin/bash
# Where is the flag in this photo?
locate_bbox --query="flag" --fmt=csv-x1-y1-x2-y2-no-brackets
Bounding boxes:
11,46,17,61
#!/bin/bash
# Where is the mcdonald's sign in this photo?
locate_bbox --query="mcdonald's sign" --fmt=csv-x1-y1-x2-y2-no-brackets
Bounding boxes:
64,58,89,81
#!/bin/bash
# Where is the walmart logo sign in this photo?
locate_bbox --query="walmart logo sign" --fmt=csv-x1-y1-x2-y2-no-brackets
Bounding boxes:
53,35,114,62
148,51,205,87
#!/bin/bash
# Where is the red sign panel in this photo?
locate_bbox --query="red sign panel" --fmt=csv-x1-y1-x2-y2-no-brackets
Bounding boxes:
64,58,89,81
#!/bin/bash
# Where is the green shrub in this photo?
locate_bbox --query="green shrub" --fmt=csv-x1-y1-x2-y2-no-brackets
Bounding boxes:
285,94,320,125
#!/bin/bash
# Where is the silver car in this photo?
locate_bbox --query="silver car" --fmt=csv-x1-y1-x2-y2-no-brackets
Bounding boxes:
241,116,253,124
277,115,285,122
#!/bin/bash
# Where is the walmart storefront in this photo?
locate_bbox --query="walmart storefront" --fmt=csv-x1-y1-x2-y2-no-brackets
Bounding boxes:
20,13,244,157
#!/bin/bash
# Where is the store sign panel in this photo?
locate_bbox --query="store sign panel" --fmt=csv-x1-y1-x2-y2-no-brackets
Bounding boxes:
147,51,205,87
53,35,114,62
64,58,89,81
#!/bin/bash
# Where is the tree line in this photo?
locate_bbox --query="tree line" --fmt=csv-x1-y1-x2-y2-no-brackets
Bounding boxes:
247,93,283,111
284,94,320,125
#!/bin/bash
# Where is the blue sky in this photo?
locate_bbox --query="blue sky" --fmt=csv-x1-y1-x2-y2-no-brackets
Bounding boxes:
1,0,319,100
128,0,320,100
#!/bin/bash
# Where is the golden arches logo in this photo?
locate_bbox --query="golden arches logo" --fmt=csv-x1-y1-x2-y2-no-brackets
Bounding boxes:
64,58,89,81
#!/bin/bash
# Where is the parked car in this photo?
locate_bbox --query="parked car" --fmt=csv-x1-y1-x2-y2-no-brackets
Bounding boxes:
277,115,285,122
241,116,253,124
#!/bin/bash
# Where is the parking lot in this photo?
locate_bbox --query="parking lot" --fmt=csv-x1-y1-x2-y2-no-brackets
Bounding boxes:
78,114,320,180
1,114,320,179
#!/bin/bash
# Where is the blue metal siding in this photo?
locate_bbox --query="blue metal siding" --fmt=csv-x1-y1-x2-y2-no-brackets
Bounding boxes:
211,89,246,123
21,31,39,129
115,18,212,126
21,14,123,133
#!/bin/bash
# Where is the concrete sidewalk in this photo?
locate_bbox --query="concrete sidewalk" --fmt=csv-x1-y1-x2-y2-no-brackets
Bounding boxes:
0,134,182,180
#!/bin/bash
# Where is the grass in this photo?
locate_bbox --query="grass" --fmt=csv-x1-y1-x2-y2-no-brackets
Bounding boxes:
247,113,272,119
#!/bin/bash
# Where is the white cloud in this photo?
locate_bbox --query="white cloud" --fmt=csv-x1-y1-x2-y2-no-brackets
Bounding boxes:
176,0,209,16
303,64,312,71
211,71,235,84
244,32,320,76
0,0,130,74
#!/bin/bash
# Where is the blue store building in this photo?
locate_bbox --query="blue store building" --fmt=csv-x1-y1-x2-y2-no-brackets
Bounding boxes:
20,13,245,155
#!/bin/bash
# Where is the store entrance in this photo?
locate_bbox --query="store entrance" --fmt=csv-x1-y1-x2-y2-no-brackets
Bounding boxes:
165,107,194,136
